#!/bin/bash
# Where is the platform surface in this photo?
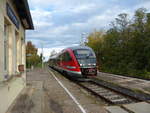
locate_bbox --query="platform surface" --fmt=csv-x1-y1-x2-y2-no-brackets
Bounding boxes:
0,77,25,113
7,68,107,113
97,72,150,94
106,106,128,113
123,102,150,113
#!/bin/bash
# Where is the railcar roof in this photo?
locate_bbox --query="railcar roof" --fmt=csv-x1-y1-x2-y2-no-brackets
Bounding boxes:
49,46,95,60
49,54,58,59
68,46,92,50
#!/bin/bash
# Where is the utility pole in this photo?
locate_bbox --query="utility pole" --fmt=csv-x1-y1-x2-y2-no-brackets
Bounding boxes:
41,42,44,68
81,32,87,46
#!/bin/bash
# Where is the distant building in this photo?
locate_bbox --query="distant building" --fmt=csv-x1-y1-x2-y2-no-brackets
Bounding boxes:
0,0,33,112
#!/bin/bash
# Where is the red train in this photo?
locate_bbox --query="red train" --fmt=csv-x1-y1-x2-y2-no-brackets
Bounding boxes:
49,46,97,78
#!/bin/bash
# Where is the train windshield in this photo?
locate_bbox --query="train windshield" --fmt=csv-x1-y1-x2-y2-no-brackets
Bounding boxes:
74,49,96,59
74,49,96,65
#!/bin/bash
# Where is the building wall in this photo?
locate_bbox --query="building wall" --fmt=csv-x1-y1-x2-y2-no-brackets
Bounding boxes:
0,0,5,81
0,0,26,82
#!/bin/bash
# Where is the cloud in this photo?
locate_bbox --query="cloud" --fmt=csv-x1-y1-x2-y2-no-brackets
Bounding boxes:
38,47,63,61
71,3,96,14
27,0,150,59
135,0,150,10
30,8,53,27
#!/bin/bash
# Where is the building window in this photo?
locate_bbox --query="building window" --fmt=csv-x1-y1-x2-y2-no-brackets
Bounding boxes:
4,24,8,70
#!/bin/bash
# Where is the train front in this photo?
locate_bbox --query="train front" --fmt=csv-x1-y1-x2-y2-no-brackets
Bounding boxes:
73,47,97,77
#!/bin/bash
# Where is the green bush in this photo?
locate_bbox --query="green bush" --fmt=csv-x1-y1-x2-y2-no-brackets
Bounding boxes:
87,8,150,79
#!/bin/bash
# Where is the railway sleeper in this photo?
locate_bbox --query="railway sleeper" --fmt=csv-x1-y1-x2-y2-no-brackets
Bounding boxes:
95,91,109,94
93,89,108,93
87,87,103,90
87,86,100,89
111,98,128,103
105,95,123,100
98,92,113,96
108,96,125,101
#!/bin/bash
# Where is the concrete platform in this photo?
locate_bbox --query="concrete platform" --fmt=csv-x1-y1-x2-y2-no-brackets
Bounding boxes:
7,68,108,113
106,106,128,113
123,102,150,113
0,77,25,113
97,72,150,94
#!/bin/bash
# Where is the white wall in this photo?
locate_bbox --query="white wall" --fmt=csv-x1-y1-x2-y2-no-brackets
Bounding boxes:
0,0,26,82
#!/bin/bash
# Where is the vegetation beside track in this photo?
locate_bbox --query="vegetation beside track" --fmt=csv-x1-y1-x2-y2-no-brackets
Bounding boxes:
86,8,150,79
26,41,43,68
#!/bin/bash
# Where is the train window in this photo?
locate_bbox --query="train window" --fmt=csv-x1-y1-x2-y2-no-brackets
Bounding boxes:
59,52,72,62
65,52,72,61
61,53,65,61
61,52,72,62
57,54,63,62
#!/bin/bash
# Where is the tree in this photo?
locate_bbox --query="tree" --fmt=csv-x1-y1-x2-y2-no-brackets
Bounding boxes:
26,41,37,55
86,8,150,79
86,30,104,70
26,41,41,68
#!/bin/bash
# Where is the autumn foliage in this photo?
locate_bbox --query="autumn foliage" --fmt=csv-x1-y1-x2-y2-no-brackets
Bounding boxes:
26,41,42,68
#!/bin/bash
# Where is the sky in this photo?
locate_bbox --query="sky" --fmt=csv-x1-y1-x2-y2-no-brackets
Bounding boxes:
26,0,150,61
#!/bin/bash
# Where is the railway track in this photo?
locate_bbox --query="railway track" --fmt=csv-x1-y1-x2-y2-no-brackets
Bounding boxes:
76,80,138,105
49,68,149,105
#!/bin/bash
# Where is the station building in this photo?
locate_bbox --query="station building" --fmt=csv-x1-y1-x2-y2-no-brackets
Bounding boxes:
0,0,33,82
0,0,33,112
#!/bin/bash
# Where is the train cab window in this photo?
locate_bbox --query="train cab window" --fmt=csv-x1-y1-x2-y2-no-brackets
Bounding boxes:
62,52,72,62
61,53,65,61
65,52,72,61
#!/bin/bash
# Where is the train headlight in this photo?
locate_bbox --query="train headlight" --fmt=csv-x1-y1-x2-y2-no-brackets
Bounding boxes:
80,64,83,66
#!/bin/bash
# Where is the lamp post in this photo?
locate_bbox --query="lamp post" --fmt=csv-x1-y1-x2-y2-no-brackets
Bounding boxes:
41,42,44,68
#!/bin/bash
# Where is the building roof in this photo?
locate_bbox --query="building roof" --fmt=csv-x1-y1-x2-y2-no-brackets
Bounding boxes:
13,0,34,29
